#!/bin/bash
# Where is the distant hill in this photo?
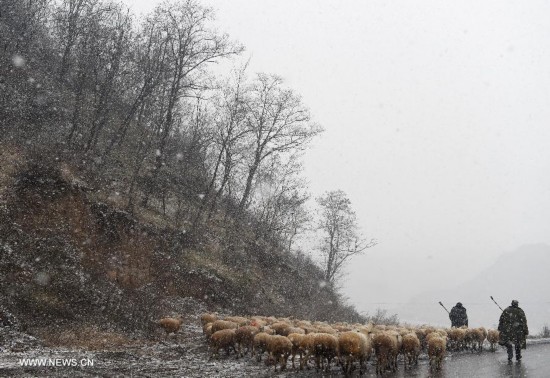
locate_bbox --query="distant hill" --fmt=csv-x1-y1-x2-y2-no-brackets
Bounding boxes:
397,244,550,333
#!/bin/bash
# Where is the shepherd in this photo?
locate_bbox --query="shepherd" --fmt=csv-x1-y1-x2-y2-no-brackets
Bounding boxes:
498,300,528,362
449,302,468,328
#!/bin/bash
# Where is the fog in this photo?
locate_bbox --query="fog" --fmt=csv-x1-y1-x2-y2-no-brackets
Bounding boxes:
124,0,550,330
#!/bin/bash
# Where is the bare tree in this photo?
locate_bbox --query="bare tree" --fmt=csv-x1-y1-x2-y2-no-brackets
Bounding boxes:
237,74,322,213
251,155,310,247
192,65,250,227
316,190,377,284
141,0,243,207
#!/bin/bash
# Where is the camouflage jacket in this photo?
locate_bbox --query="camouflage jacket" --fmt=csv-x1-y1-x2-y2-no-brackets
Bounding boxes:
498,305,528,347
449,306,468,327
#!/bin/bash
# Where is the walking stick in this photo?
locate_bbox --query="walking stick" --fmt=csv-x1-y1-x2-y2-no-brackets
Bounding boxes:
438,301,450,314
490,296,504,312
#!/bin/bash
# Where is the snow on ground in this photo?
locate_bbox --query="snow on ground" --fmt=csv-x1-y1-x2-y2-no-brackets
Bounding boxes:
2,323,550,377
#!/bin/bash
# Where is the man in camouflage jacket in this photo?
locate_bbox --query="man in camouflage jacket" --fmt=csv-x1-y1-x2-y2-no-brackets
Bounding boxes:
449,302,468,327
498,300,528,362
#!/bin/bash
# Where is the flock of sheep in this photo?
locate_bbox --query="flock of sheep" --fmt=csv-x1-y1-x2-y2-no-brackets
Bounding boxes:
158,314,501,375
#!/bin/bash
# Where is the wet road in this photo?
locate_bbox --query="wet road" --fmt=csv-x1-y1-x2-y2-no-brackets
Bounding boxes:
1,331,549,377
353,341,550,378
425,342,550,378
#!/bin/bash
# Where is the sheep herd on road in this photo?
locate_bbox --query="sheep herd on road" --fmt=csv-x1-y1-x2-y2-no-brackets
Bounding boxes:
159,313,501,375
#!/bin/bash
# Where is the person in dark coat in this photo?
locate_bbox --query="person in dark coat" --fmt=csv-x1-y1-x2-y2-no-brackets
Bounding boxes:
449,302,468,327
498,300,528,362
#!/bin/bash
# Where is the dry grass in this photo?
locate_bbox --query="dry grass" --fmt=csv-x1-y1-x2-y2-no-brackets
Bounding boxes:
36,325,144,350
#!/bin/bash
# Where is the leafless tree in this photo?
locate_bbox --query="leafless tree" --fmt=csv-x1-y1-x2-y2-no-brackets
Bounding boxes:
191,65,250,228
317,190,377,284
141,0,243,207
237,74,322,213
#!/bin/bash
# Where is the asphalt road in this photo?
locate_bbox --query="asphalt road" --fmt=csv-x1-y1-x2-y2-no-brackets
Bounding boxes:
1,329,549,377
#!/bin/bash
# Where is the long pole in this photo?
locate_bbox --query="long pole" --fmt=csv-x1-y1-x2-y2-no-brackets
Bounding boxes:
438,301,450,314
490,296,504,312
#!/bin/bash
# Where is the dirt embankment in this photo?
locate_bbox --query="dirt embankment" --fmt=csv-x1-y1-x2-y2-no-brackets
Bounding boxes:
0,151,360,351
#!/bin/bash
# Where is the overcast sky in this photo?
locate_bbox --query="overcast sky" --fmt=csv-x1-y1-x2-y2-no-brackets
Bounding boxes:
123,0,550,315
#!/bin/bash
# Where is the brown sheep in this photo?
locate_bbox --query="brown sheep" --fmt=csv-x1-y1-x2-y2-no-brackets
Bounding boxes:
487,329,500,352
200,313,217,326
464,327,476,350
448,327,466,351
265,335,293,371
287,333,308,369
203,322,213,340
271,321,292,336
401,333,421,367
211,319,238,334
414,328,428,351
386,330,403,370
252,332,271,361
311,333,339,372
235,325,260,358
472,327,487,352
158,316,183,338
285,326,306,336
338,331,372,374
372,331,398,374
295,320,312,328
428,335,447,371
249,317,267,328
295,333,317,370
316,325,338,335
224,316,249,326
210,329,237,358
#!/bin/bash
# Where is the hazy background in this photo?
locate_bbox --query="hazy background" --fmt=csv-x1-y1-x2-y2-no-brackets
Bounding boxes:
123,0,550,330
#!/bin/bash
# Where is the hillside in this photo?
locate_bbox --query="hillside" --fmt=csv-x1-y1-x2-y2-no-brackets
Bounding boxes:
397,244,550,333
0,0,368,348
0,146,363,347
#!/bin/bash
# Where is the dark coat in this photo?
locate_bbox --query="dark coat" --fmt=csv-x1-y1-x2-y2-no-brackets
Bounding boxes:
449,305,468,327
498,305,528,348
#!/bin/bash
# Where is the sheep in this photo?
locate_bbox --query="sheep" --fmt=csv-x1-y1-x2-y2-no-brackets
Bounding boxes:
203,322,213,340
294,320,312,328
234,325,260,358
249,317,267,328
285,326,305,336
428,335,447,371
316,325,338,335
414,328,428,351
338,331,372,374
211,319,238,334
265,335,293,371
401,333,421,367
259,326,276,335
463,327,476,350
487,329,500,352
271,321,292,336
385,330,403,370
333,323,353,332
311,333,339,372
287,333,308,369
158,316,183,339
252,332,272,361
448,327,466,351
294,333,317,370
200,312,217,326
224,316,249,326
210,329,237,358
372,331,399,374
472,327,487,352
